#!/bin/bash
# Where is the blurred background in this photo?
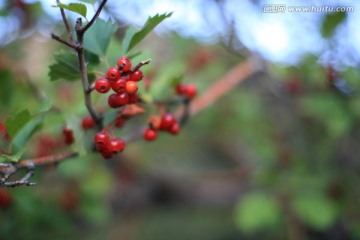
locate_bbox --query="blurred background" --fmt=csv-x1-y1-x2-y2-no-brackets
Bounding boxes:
0,0,360,239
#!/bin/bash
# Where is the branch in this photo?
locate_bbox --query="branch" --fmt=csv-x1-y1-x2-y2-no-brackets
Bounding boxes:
132,59,151,72
51,33,79,50
0,152,77,187
56,0,74,43
80,0,108,34
189,57,263,116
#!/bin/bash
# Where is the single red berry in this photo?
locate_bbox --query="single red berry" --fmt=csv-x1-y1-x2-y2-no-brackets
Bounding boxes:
0,189,12,208
111,79,127,93
81,116,95,130
64,135,74,145
100,149,113,159
95,78,111,93
129,70,143,82
115,117,125,128
62,126,73,137
106,67,120,82
168,122,181,135
117,57,132,72
108,93,119,108
63,127,74,144
128,93,139,103
184,84,197,99
94,131,110,146
125,81,138,94
144,128,158,141
176,84,187,95
115,92,129,106
160,114,176,130
108,138,125,153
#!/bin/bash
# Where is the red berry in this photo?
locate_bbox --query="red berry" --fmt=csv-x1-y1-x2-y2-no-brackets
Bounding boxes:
106,67,120,82
115,92,129,106
176,84,187,95
108,93,119,108
112,79,127,93
94,131,110,146
95,78,111,93
100,149,113,159
144,128,158,141
129,70,143,81
81,116,95,130
62,126,73,136
184,84,197,99
128,93,139,103
117,57,132,72
160,114,176,130
115,118,125,128
0,189,12,208
168,122,181,135
63,127,74,145
108,138,125,153
125,81,138,94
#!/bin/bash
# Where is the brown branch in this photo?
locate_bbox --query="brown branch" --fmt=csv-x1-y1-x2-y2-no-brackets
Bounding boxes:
189,58,261,116
56,0,74,43
80,0,108,34
0,152,77,187
132,59,151,72
16,152,77,169
51,33,79,50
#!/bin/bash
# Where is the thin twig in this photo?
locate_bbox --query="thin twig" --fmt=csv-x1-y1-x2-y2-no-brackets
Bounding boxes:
51,33,79,50
56,0,74,43
17,152,77,169
132,59,151,72
80,0,108,34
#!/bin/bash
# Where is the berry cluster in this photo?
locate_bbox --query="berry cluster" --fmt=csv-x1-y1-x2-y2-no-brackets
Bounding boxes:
94,57,143,108
144,113,180,141
176,84,197,99
94,131,125,159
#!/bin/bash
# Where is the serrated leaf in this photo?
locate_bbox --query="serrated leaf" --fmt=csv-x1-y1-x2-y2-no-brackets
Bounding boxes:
321,12,346,38
78,0,97,4
234,192,281,233
292,193,337,229
57,3,87,18
124,12,172,54
4,109,33,138
49,51,79,81
84,19,117,56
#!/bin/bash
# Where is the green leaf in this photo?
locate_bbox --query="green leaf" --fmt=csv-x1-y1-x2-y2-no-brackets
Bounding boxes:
121,27,137,55
12,117,44,152
78,0,97,4
49,51,79,81
0,70,14,105
84,50,100,65
84,19,118,56
292,193,337,229
321,12,346,38
124,12,172,54
57,3,87,18
0,151,24,163
234,192,281,233
4,109,33,139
